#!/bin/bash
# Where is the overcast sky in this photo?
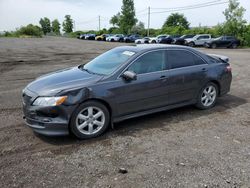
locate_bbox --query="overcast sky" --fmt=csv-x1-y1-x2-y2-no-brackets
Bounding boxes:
0,0,249,31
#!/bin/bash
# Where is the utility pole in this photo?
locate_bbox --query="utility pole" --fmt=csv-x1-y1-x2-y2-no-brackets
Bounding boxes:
147,6,150,37
98,15,101,31
73,20,76,31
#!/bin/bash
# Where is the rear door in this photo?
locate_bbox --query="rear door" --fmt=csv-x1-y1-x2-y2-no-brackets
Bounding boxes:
166,49,208,105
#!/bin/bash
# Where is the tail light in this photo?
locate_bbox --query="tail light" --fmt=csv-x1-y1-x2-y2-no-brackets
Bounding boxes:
226,65,232,72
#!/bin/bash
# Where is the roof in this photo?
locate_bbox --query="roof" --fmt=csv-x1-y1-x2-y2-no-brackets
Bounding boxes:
116,44,194,53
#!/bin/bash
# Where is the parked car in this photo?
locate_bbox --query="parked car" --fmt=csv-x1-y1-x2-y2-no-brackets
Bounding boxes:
78,34,87,40
135,37,150,44
106,34,124,42
85,34,96,40
185,34,212,47
124,34,141,43
158,35,174,44
22,44,232,139
172,34,195,45
204,36,240,49
95,34,110,41
150,35,168,43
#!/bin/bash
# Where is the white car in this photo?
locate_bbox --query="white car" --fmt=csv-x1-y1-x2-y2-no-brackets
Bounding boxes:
106,34,124,42
135,37,150,44
185,34,213,47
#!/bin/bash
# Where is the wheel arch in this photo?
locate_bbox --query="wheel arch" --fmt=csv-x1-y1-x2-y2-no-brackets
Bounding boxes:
68,98,113,134
209,80,221,96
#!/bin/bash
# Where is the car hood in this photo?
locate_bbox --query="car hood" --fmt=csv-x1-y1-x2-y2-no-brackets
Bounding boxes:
26,66,103,96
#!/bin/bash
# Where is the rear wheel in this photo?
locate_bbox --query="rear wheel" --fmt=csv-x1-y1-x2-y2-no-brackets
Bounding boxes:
196,82,218,110
70,101,110,139
211,43,217,49
188,42,195,47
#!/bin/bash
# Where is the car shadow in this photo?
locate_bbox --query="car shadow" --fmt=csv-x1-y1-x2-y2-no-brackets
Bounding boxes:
37,94,247,145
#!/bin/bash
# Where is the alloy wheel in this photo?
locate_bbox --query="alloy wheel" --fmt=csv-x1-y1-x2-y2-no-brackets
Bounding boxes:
201,85,217,107
76,106,105,135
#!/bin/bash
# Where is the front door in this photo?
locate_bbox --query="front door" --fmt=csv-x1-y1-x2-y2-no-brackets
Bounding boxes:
111,50,168,116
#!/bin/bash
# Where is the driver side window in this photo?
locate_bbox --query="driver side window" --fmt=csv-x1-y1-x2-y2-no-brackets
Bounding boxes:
128,51,165,74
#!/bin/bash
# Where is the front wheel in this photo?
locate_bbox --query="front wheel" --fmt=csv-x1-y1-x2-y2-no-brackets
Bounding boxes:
70,101,110,139
196,82,218,110
231,43,238,49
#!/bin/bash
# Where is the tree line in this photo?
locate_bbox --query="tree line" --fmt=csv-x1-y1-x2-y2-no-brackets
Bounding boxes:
1,0,249,46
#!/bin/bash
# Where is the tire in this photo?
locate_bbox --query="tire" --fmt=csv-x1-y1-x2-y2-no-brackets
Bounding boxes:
188,42,195,47
137,41,141,44
70,101,110,139
195,82,218,110
231,43,238,49
151,40,156,44
211,43,217,49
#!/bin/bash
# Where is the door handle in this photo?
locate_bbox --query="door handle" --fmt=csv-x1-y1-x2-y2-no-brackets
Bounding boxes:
160,75,168,80
202,68,207,72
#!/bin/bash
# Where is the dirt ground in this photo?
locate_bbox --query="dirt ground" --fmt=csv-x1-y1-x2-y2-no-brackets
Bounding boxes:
0,37,250,188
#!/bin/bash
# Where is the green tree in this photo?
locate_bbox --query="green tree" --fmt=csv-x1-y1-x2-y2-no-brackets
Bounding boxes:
17,24,43,37
39,17,51,35
63,15,74,33
131,21,145,35
110,13,120,27
119,0,137,34
51,19,61,35
223,0,246,37
162,13,190,29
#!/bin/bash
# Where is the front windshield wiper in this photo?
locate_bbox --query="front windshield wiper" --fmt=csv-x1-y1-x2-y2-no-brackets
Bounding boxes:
79,65,105,76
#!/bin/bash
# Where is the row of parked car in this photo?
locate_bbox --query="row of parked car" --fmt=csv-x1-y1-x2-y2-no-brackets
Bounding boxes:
78,33,240,49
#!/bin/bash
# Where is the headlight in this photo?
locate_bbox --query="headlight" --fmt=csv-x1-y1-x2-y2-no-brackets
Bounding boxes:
32,96,67,107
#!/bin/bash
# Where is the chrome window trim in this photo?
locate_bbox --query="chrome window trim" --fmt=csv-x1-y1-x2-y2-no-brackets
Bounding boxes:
167,48,208,70
117,49,168,79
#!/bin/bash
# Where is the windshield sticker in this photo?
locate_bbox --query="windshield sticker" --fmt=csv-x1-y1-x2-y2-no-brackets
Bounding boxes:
122,51,135,56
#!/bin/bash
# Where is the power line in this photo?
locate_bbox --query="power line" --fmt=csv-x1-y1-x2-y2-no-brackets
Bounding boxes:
136,8,148,14
151,0,222,10
150,1,229,14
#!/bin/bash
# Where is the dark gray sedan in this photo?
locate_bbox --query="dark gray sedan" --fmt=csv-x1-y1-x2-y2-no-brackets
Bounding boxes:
22,44,232,139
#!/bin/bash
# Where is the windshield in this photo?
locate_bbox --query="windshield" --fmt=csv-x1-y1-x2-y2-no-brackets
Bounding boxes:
215,37,222,40
82,48,136,75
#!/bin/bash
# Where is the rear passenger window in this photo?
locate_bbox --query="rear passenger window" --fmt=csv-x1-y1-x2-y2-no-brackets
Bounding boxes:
168,50,205,69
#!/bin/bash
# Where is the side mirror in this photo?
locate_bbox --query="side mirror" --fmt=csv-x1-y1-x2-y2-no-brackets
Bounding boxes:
121,71,137,81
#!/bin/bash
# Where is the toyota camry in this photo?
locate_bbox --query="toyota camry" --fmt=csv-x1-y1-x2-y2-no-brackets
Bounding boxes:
22,44,232,139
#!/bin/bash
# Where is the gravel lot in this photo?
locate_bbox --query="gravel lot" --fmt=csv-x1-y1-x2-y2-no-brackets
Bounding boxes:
0,37,250,188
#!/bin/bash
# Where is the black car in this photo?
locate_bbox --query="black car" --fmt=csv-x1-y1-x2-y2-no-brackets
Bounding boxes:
22,45,232,139
204,36,240,49
85,34,96,40
124,34,141,43
158,36,172,44
172,35,195,45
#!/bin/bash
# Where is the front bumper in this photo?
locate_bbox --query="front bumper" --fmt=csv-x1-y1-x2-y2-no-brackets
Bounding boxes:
24,116,69,136
22,89,77,136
